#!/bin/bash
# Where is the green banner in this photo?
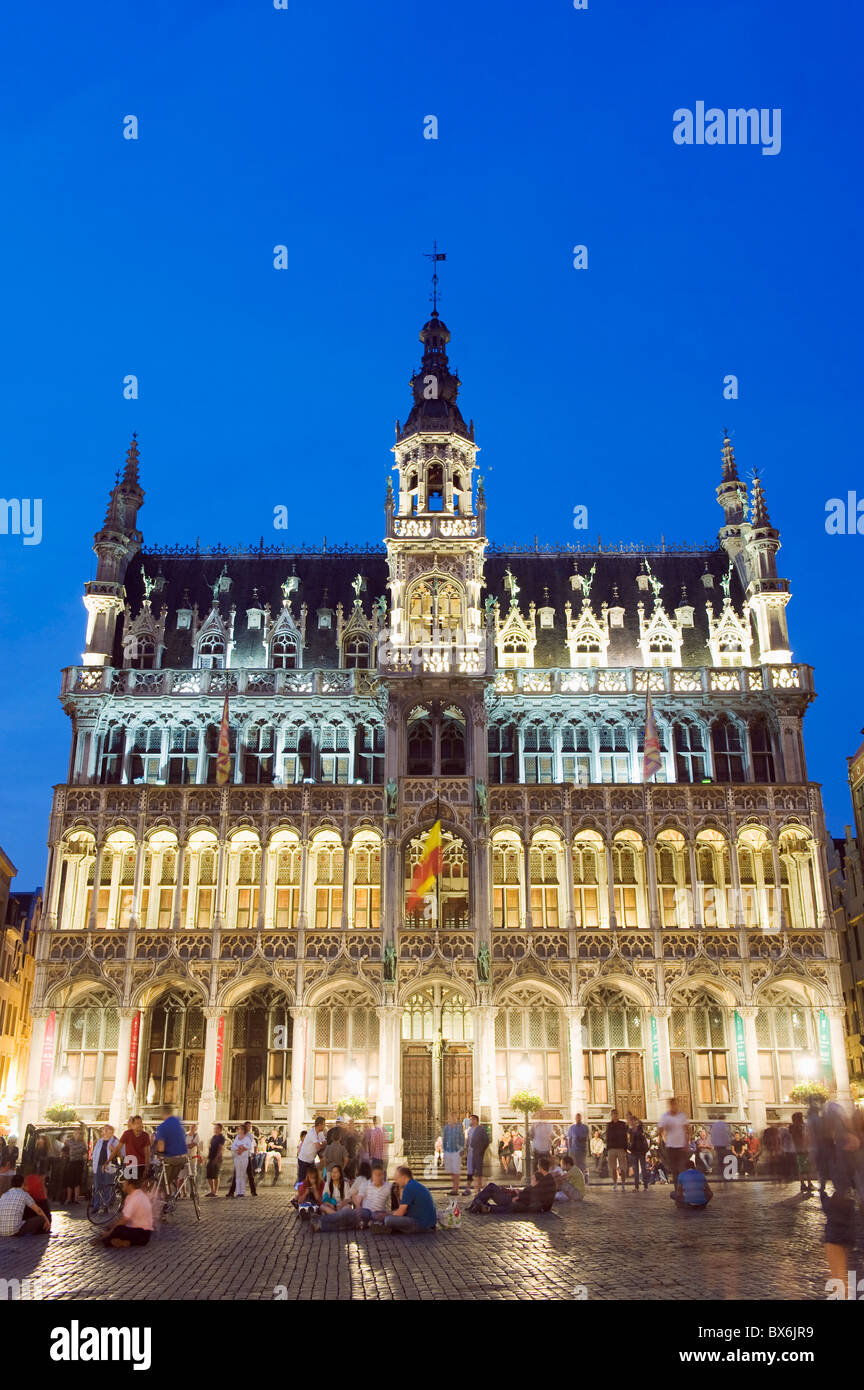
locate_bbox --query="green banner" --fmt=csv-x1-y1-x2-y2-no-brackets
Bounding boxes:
734,1011,749,1084
650,1015,661,1087
818,1010,832,1079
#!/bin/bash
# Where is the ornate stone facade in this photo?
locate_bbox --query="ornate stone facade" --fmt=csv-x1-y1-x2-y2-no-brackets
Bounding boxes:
21,312,850,1153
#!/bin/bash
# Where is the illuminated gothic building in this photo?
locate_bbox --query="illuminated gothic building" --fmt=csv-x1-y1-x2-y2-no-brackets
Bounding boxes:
21,308,851,1152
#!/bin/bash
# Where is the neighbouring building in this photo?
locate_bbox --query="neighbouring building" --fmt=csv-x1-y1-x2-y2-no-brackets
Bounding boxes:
20,306,851,1154
0,845,41,1135
837,740,864,1090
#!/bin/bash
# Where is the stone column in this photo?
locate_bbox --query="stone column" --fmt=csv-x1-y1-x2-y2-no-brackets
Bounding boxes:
605,843,617,930
45,845,64,932
564,1006,586,1118
472,999,499,1138
19,1008,51,1133
376,1002,402,1152
523,836,534,930
687,841,700,928
171,841,186,930
645,839,660,930
86,843,104,930
289,1006,313,1142
739,1006,766,1132
198,1006,224,1141
213,838,228,930
128,840,146,930
257,842,268,930
109,1008,137,1131
812,840,831,930
770,840,787,931
826,1005,852,1103
653,1007,674,1115
296,840,311,932
340,836,351,930
474,835,491,948
263,844,276,930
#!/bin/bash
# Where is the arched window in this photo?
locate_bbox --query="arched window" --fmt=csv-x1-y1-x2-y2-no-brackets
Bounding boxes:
750,719,775,782
492,835,523,928
197,634,225,670
495,992,564,1107
529,837,562,928
612,835,645,927
488,723,516,784
344,638,370,669
313,841,344,929
145,990,205,1110
187,835,217,930
271,634,297,670
674,724,707,783
501,638,530,670
272,839,302,928
656,831,689,927
599,724,631,784
352,837,381,930
131,637,157,670
712,718,745,783
408,580,463,642
582,988,645,1110
407,717,434,776
313,993,379,1107
572,836,601,927
669,992,730,1106
440,712,466,776
229,835,261,930
404,830,469,927
755,991,813,1105
523,724,554,784
60,989,120,1110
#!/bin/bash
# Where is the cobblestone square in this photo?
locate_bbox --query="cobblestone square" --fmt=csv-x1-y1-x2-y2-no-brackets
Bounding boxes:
0,1182,853,1302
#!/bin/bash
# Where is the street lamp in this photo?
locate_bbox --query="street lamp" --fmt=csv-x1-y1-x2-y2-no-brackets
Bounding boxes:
517,1054,534,1179
55,1069,73,1102
798,1055,817,1079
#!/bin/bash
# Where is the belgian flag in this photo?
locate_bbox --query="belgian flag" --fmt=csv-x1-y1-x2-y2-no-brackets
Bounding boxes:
407,820,443,910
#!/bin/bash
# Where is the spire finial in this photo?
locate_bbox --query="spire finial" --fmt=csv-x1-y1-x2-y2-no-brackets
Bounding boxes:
423,240,446,315
721,428,739,482
123,433,141,486
750,469,772,526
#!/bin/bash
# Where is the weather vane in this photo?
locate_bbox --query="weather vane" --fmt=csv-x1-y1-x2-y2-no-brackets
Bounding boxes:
423,240,446,314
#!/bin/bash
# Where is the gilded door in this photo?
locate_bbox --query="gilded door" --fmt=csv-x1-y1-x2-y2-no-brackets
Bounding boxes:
184,1053,204,1118
230,1053,264,1120
401,1048,433,1150
443,1048,473,1121
613,1052,646,1119
671,1052,693,1116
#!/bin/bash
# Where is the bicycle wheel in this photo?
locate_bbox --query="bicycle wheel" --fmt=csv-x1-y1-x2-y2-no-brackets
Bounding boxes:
87,1183,122,1227
190,1177,201,1220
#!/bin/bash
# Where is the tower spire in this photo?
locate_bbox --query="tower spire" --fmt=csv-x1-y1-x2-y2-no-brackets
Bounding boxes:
721,428,739,482
423,241,446,316
750,469,772,527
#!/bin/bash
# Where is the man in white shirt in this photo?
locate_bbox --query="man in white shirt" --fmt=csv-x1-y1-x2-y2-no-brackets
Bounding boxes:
92,1124,118,1212
658,1099,691,1185
230,1123,255,1197
297,1117,326,1182
530,1119,555,1165
709,1116,734,1179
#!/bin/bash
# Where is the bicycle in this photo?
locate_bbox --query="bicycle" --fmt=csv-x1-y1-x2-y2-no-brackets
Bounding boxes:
151,1157,201,1221
86,1166,124,1227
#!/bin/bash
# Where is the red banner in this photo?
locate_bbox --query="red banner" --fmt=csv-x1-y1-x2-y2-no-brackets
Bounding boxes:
214,1016,225,1091
128,1010,141,1087
39,1010,56,1089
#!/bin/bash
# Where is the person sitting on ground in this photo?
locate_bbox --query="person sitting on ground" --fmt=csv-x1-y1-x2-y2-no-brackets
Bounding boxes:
0,1175,51,1237
265,1129,285,1184
23,1173,52,1221
384,1165,438,1234
313,1161,391,1232
295,1167,324,1220
321,1164,347,1210
470,1156,557,1215
96,1175,154,1248
552,1154,586,1202
671,1163,714,1209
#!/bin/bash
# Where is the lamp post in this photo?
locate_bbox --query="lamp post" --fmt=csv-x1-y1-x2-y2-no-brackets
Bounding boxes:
517,1055,534,1180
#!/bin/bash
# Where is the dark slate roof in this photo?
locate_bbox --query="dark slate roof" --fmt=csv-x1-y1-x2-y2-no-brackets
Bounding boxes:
121,544,739,670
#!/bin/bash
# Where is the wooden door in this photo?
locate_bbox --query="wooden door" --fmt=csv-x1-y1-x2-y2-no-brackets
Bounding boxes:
443,1048,473,1122
401,1048,433,1150
613,1052,646,1119
671,1052,692,1117
230,1054,264,1120
184,1053,204,1118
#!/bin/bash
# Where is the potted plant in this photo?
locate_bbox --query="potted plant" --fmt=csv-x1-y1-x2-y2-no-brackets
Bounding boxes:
510,1091,544,1179
788,1081,830,1106
335,1097,368,1121
44,1104,80,1125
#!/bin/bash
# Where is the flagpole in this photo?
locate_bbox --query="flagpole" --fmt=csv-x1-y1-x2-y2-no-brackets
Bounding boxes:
435,785,441,931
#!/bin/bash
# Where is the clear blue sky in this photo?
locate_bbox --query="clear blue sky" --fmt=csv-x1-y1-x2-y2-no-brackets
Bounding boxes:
1,0,862,884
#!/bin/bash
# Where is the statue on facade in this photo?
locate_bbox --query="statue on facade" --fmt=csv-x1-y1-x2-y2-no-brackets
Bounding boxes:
577,562,596,601
720,566,732,603
351,573,364,602
503,567,520,603
383,941,397,982
141,570,156,601
475,780,488,818
375,595,388,620
477,942,491,983
386,779,398,815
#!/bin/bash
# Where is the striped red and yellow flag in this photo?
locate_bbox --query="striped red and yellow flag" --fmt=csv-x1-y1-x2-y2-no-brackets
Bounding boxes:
407,820,443,910
643,693,662,782
215,692,231,785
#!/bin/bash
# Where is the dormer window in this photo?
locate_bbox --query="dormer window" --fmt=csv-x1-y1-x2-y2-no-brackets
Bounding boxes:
131,637,157,670
538,607,555,630
344,638,370,669
501,639,530,670
271,635,298,670
197,635,225,670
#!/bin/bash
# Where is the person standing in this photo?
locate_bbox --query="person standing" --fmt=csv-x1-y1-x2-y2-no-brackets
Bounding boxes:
343,1120,360,1181
628,1118,650,1191
441,1112,465,1197
658,1099,691,1186
227,1121,258,1197
230,1123,255,1198
567,1114,589,1182
186,1124,203,1191
366,1115,387,1168
61,1125,88,1205
297,1117,326,1182
511,1130,524,1176
384,1166,438,1235
530,1116,555,1170
206,1124,225,1196
465,1115,490,1197
118,1116,151,1180
710,1116,733,1180
605,1110,629,1191
789,1112,813,1195
91,1124,118,1212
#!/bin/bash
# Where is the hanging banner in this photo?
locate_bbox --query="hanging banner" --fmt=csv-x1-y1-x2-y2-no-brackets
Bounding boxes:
650,1016,661,1087
734,1012,749,1084
39,1010,56,1089
214,1015,225,1091
818,1010,832,1079
128,1010,141,1087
